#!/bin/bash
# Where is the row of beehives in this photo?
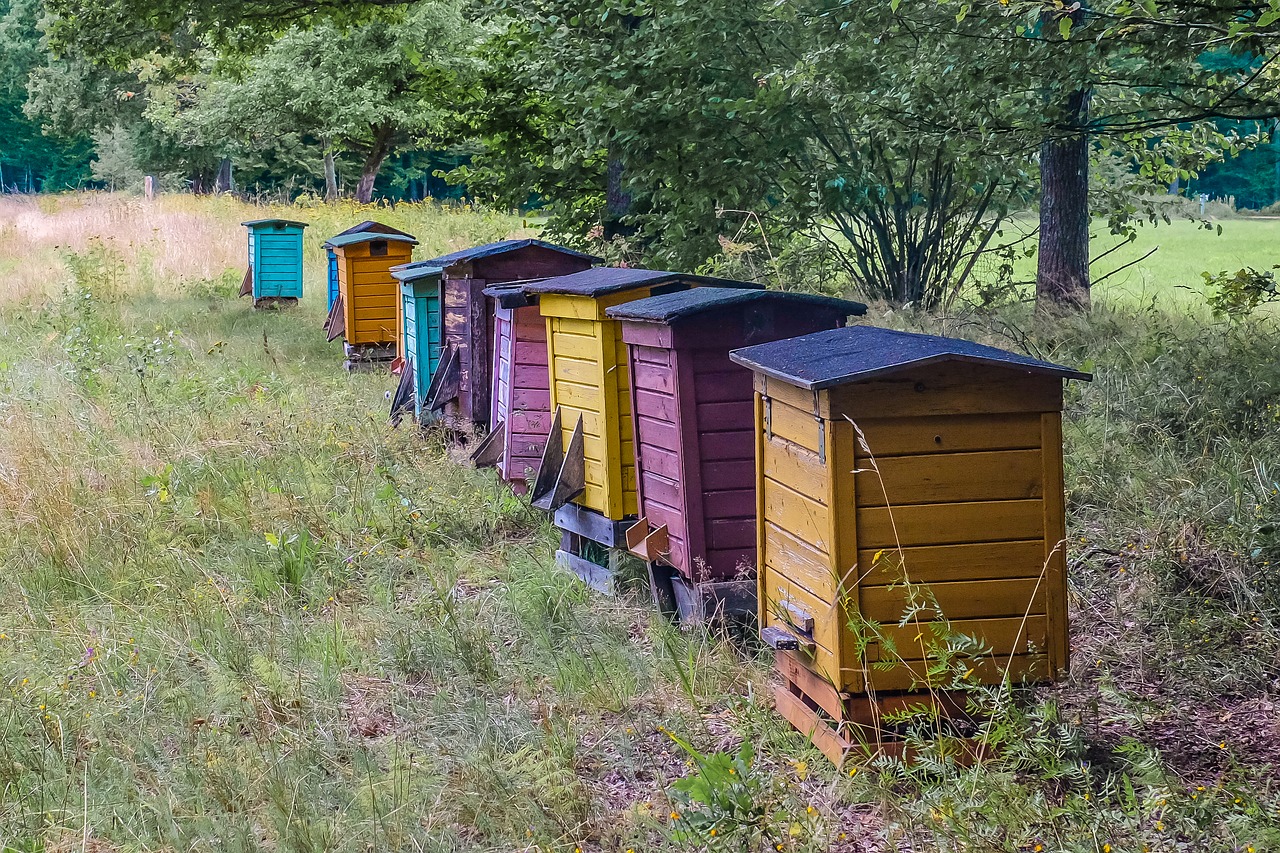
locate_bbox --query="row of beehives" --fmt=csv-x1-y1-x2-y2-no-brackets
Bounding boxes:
241,218,1092,763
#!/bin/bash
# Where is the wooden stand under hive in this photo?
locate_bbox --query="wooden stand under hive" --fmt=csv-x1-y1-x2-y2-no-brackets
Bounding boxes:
521,269,761,592
412,240,596,431
728,326,1091,765
323,231,418,370
241,218,306,309
603,288,866,621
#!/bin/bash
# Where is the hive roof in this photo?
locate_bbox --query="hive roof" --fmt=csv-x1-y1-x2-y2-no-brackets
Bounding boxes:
605,287,867,323
423,239,600,267
524,268,760,298
242,218,308,228
324,232,418,249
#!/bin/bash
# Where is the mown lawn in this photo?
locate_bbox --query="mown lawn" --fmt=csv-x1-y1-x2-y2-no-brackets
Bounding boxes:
0,193,1278,853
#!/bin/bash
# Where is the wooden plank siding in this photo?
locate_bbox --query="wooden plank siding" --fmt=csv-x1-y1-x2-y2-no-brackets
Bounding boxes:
337,242,414,346
753,360,1073,696
250,226,304,299
490,304,553,484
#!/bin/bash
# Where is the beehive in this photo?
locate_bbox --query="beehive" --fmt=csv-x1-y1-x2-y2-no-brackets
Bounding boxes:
240,219,306,306
471,283,553,492
728,326,1089,758
418,240,596,428
325,221,415,312
605,288,866,618
323,232,417,366
521,269,760,584
388,262,443,425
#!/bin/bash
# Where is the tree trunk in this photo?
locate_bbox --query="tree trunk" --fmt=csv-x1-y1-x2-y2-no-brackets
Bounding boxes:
604,151,634,240
1037,87,1091,312
355,123,396,204
215,157,233,193
323,148,338,202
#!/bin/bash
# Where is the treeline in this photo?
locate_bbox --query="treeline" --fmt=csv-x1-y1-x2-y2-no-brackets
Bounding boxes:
4,0,1280,310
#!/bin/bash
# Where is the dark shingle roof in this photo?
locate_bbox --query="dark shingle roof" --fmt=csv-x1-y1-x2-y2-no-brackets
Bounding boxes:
424,239,600,267
523,268,761,298
324,232,418,249
329,220,415,241
482,280,547,309
389,261,443,283
242,218,308,228
728,326,1092,389
605,287,867,323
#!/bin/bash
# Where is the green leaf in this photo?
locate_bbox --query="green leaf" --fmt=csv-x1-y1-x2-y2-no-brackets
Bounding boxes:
1058,16,1073,39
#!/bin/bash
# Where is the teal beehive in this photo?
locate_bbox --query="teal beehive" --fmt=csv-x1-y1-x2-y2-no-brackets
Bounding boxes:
388,261,444,424
241,218,307,307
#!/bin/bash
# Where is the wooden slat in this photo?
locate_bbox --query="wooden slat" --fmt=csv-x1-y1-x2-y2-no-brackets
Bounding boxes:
767,398,823,453
850,413,1044,458
762,476,832,555
1042,412,1069,678
761,437,826,501
827,363,1063,420
859,576,1046,623
856,499,1046,550
874,615,1048,662
761,572,841,677
855,449,1044,507
867,653,1050,692
856,540,1050,586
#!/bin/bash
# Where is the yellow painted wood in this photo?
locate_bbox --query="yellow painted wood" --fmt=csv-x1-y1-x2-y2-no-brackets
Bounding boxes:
1041,412,1069,678
856,499,1046,550
767,398,824,454
859,576,1046,623
762,476,832,554
854,449,1044,507
827,363,1063,420
761,432,827,491
851,413,1043,458
336,243,414,346
762,524,833,599
867,653,1049,692
754,393,768,626
761,570,842,684
856,540,1050,586
873,615,1050,661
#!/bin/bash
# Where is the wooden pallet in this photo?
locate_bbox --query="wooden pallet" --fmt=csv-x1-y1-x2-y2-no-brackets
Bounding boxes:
772,650,990,767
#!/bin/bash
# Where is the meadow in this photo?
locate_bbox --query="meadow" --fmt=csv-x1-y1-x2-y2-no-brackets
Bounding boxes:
0,192,1278,853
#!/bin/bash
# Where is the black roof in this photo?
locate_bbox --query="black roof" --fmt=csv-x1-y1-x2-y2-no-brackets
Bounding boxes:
482,280,547,309
728,326,1092,390
523,267,762,298
423,238,601,268
242,218,307,228
328,220,415,241
324,232,418,249
605,287,867,323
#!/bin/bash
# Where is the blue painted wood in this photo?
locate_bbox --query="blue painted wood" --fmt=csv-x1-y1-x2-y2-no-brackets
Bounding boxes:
326,249,339,310
400,276,443,422
244,220,306,300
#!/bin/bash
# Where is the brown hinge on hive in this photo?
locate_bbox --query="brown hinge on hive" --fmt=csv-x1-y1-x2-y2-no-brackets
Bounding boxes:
424,344,460,412
624,517,670,561
530,407,585,511
324,293,345,341
470,420,505,468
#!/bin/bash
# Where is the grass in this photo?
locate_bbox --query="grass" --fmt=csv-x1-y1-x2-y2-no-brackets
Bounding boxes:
1003,216,1280,308
0,192,1278,852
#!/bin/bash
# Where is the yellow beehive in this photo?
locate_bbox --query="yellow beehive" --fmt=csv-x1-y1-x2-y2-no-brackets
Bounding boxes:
525,269,756,523
729,326,1091,700
324,233,417,349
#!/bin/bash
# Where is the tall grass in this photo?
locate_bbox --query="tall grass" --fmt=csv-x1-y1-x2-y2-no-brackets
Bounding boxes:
0,193,1277,852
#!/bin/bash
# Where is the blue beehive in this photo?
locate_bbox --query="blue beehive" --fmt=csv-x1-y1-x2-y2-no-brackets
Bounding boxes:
241,218,307,306
388,261,444,424
324,221,416,311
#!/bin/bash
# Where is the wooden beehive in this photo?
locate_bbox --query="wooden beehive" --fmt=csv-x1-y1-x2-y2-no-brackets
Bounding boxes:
471,283,552,492
322,232,417,367
418,240,596,429
241,218,306,306
605,288,866,619
728,326,1090,750
521,269,761,586
325,221,415,312
388,262,443,425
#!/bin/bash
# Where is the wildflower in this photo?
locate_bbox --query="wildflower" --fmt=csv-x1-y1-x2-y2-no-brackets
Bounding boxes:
1156,821,1164,831
806,805,815,815
709,829,717,836
670,812,680,821
1104,845,1112,852
848,767,858,776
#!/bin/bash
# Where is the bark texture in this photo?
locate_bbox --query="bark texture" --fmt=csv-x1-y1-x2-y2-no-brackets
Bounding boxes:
1037,89,1092,311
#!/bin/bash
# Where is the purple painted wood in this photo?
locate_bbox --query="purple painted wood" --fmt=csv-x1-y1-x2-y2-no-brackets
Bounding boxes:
619,300,853,583
493,303,553,485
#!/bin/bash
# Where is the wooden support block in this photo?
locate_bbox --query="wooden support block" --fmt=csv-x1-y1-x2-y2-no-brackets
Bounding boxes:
552,501,633,548
555,549,615,594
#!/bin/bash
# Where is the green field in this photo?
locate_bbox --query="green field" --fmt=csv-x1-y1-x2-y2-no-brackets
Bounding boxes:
1003,216,1280,308
1,193,1278,853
